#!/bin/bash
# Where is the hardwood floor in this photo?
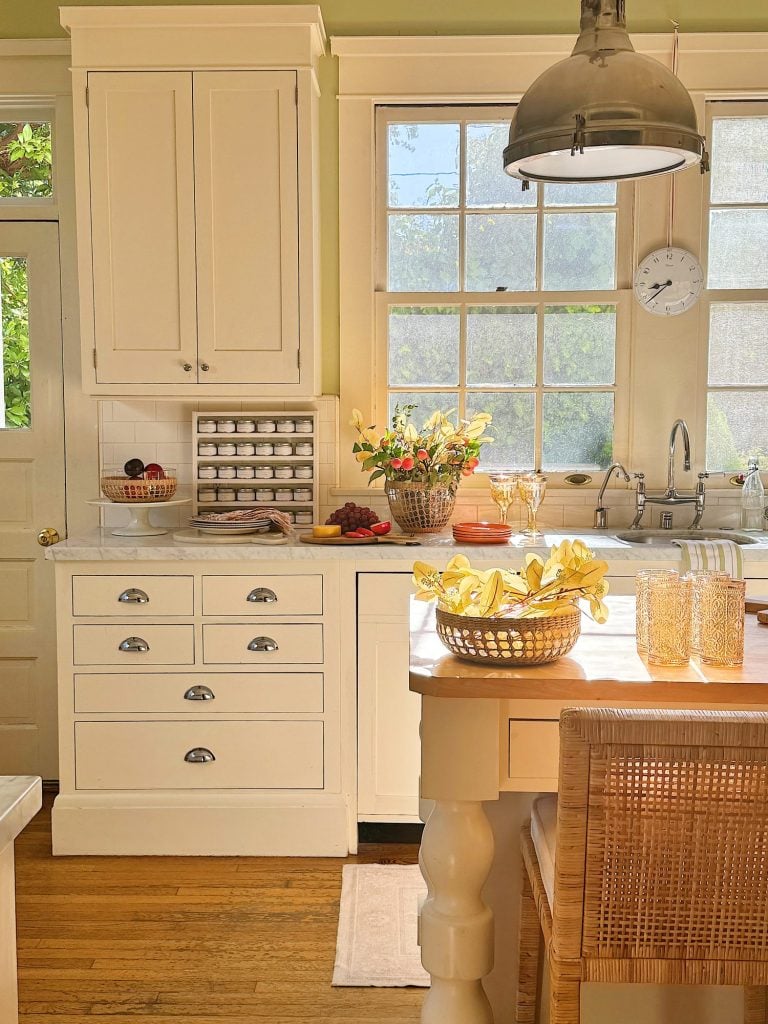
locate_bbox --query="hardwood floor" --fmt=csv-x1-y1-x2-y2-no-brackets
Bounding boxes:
14,796,424,1023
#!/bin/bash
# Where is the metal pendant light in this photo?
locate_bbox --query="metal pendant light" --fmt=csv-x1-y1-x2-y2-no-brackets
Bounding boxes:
503,0,708,184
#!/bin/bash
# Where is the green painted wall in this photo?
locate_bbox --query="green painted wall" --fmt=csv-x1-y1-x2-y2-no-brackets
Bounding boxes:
3,1,767,392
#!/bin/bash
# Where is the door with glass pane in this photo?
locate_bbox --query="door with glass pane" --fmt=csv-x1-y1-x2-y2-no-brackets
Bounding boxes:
0,222,65,778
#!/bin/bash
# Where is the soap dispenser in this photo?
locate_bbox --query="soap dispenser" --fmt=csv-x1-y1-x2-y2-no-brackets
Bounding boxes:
741,457,765,532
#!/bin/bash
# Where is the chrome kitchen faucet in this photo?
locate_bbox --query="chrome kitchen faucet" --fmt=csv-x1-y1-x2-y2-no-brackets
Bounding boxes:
629,419,708,530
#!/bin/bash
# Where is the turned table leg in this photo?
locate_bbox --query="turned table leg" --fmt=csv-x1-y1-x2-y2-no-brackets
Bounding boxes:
416,696,502,1024
419,799,495,1023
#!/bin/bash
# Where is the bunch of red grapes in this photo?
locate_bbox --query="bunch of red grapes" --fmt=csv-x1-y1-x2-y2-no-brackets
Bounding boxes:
326,502,380,532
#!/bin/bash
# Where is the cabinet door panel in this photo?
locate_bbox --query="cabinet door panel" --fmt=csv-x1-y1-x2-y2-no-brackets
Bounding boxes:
88,72,197,384
194,71,300,384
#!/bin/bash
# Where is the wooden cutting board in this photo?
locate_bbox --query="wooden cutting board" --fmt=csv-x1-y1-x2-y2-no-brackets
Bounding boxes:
299,534,420,546
173,529,288,545
746,597,768,613
758,610,768,625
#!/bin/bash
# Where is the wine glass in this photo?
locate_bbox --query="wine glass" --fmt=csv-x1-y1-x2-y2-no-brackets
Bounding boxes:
518,473,547,540
489,473,519,526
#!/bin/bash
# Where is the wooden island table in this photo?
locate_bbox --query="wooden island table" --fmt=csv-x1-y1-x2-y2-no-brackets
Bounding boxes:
409,596,768,1024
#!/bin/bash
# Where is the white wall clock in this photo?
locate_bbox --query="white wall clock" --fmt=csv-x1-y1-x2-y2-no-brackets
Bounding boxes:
633,246,704,316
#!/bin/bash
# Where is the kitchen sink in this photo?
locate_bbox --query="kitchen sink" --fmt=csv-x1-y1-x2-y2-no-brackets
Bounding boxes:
613,529,759,546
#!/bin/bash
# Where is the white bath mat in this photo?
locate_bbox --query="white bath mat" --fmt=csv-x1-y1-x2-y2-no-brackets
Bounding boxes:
332,863,429,987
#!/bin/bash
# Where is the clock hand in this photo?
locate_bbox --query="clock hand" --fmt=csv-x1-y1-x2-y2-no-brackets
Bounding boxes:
646,280,672,303
648,279,673,291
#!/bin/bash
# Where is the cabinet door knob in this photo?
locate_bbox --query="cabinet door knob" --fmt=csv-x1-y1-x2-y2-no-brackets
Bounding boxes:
247,587,277,604
184,685,215,701
118,636,150,653
118,588,149,605
184,747,215,764
247,636,278,653
200,362,210,372
182,363,193,372
37,527,60,547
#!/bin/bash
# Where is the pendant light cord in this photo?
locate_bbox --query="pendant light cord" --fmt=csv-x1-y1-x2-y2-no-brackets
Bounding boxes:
667,21,680,249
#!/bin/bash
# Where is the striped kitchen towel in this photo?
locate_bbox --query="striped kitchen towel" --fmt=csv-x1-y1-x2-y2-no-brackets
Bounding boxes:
673,539,743,579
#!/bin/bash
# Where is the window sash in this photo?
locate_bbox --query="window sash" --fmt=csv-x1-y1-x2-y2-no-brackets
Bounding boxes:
702,100,768,471
374,104,631,480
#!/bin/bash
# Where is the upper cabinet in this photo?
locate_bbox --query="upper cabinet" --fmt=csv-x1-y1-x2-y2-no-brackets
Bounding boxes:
61,6,325,397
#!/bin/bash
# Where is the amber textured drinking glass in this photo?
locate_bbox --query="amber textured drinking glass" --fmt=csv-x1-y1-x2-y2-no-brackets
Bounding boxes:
635,569,678,656
685,570,730,656
646,575,692,667
698,577,746,667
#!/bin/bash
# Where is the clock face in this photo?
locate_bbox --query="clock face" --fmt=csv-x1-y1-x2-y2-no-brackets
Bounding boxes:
634,247,704,316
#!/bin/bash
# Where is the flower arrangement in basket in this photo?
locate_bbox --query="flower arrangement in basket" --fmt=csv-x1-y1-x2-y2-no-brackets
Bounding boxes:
350,405,493,533
413,539,610,665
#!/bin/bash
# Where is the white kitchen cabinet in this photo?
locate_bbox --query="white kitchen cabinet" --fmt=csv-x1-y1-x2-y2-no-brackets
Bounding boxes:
51,562,346,856
357,573,421,821
63,6,324,397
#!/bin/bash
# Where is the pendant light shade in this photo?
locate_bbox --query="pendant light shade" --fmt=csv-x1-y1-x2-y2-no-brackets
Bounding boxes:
503,0,708,184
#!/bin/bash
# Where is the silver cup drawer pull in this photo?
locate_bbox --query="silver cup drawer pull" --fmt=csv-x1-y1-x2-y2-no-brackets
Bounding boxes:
118,636,150,653
118,588,149,604
247,587,278,604
247,636,279,653
184,685,215,701
184,747,215,764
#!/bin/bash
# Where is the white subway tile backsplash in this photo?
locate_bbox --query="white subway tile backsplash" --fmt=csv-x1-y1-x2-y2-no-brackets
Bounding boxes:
135,421,179,443
101,421,135,444
111,401,156,422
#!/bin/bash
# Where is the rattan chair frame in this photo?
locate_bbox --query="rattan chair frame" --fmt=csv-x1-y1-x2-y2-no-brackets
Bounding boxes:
516,708,768,1024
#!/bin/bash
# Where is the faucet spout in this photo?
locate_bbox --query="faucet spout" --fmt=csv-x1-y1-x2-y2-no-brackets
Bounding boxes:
667,419,691,495
594,462,631,528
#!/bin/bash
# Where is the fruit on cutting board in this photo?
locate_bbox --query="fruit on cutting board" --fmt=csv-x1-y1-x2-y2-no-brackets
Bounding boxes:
312,524,342,538
326,502,380,532
371,521,392,536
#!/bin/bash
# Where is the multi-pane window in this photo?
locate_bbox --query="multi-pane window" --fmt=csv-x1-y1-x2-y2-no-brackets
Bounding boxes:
377,106,627,473
705,102,768,470
0,122,53,199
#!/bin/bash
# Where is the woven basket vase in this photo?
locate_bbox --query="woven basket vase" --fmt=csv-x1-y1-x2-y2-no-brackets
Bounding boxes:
435,605,581,666
385,480,457,534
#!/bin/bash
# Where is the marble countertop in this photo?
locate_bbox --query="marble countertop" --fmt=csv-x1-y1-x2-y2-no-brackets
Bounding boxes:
0,776,42,851
46,528,768,563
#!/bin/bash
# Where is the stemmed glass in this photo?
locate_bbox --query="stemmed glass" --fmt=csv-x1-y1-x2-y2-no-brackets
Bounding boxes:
489,473,519,526
519,473,547,540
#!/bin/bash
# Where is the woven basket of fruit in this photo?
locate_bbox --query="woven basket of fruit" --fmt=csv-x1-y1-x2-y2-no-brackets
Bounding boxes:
101,461,177,503
101,476,177,503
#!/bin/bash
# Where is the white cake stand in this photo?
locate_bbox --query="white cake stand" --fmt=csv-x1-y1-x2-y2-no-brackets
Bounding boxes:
87,498,191,537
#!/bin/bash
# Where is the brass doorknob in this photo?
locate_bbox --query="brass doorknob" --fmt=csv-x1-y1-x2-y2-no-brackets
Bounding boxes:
37,528,60,547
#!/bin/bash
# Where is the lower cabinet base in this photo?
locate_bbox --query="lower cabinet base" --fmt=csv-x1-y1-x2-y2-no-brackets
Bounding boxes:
52,794,350,856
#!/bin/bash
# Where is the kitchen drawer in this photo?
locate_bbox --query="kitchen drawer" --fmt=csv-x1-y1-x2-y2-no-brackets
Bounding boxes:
74,720,323,790
202,574,322,616
202,623,323,664
73,624,194,665
74,672,323,714
507,719,559,786
72,575,193,617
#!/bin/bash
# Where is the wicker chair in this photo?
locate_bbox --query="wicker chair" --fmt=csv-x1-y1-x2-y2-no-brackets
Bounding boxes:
517,708,768,1024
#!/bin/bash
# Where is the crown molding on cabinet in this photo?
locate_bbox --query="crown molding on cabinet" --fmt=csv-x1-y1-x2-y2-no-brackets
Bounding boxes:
61,5,326,73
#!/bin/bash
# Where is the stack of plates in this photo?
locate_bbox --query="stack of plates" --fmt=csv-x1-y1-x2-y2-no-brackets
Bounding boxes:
452,522,513,545
189,516,271,537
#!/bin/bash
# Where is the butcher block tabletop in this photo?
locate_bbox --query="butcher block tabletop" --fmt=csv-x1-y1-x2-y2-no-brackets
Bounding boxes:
409,595,768,703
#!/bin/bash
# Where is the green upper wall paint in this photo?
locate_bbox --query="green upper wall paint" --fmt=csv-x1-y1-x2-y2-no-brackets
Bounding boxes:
4,1,768,38
3,1,767,393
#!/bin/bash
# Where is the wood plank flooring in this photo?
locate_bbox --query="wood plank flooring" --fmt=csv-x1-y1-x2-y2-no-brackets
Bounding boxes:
14,796,424,1023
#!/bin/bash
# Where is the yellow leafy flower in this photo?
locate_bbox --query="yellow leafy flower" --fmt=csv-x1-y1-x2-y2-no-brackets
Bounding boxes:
350,409,365,431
